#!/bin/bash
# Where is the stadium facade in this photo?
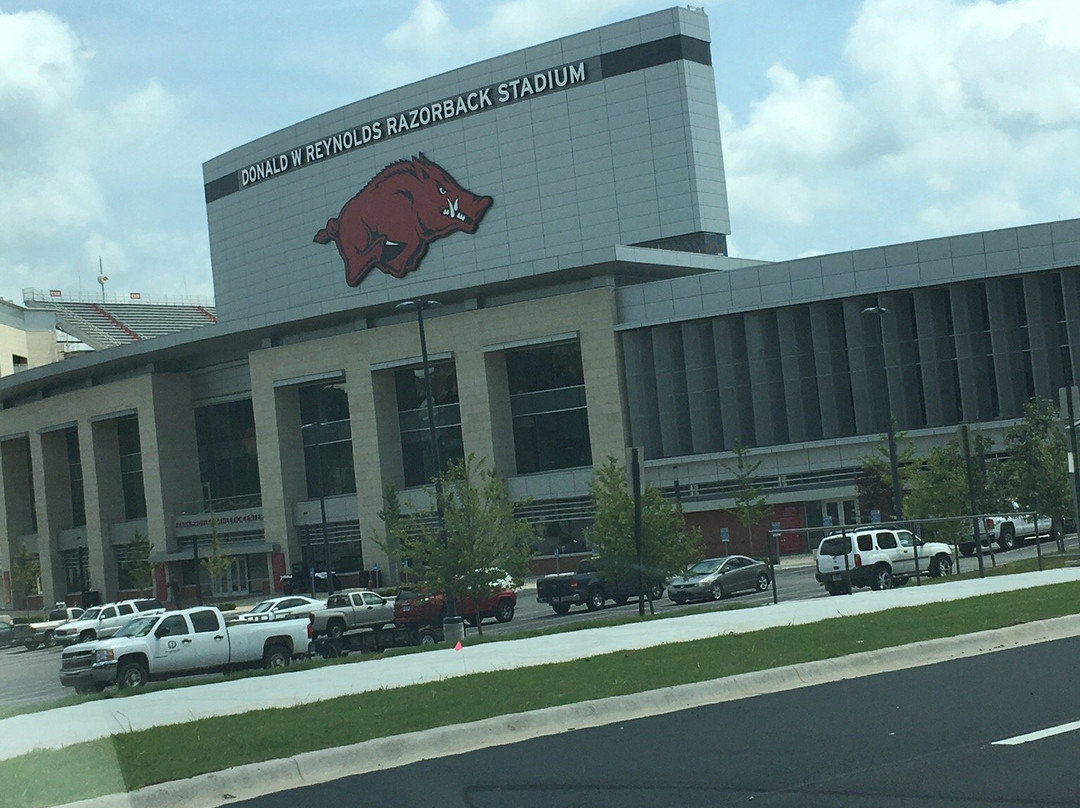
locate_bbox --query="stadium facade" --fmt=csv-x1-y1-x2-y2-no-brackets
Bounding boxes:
3,7,1080,609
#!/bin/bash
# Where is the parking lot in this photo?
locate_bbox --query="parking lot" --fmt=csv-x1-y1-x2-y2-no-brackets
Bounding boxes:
0,539,1065,710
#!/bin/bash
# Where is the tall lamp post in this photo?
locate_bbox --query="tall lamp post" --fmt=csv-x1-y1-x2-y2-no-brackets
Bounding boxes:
395,299,458,627
863,304,904,522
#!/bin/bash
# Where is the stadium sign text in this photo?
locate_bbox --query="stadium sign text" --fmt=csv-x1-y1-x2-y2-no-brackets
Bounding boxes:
239,61,588,189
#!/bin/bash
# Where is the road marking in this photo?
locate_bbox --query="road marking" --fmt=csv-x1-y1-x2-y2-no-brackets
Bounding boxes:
993,720,1080,746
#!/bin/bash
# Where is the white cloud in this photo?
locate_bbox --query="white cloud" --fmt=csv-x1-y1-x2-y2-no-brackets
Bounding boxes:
723,0,1080,257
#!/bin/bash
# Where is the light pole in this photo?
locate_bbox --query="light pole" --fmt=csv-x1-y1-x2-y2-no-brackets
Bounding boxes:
863,304,903,522
395,298,459,628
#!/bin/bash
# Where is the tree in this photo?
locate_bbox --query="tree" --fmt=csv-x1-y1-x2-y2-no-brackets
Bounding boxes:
121,531,155,596
1000,397,1071,550
200,515,232,600
376,481,411,587
855,422,917,523
11,548,41,614
905,434,999,546
724,442,772,558
397,455,535,635
587,457,702,589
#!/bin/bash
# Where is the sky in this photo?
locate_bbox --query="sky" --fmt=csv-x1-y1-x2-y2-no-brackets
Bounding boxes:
1,0,1079,306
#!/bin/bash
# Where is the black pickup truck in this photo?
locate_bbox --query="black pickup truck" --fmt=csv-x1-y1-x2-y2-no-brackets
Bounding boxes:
535,559,665,615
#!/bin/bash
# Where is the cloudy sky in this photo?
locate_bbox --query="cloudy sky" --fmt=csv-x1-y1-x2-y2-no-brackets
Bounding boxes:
1,0,1078,305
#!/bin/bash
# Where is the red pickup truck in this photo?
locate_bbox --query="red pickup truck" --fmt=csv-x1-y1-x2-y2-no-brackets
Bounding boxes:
394,586,516,634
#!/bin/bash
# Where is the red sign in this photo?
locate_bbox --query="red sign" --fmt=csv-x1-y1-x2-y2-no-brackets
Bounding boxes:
49,289,62,297
130,292,142,300
314,153,492,287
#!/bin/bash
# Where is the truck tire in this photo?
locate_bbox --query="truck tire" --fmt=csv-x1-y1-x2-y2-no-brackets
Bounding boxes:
870,564,893,591
24,640,39,651
44,630,56,648
551,603,571,615
997,524,1016,552
417,627,439,645
117,660,149,689
959,543,976,557
262,644,290,669
494,599,515,623
930,554,952,577
586,588,605,611
326,619,345,640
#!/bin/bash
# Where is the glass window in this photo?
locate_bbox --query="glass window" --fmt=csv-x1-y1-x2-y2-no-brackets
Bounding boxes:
158,615,189,636
100,607,117,620
327,595,349,609
66,429,86,528
190,610,220,633
857,535,873,552
300,383,357,498
117,417,147,520
506,341,592,474
395,360,465,487
195,399,261,502
351,593,365,607
877,532,898,550
118,604,134,615
362,592,385,605
897,531,916,548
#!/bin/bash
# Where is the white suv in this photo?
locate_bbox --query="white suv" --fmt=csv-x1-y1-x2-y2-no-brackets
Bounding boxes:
815,528,953,595
52,599,166,646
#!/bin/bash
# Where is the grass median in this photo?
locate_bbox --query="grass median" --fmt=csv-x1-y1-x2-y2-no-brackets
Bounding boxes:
5,579,1080,808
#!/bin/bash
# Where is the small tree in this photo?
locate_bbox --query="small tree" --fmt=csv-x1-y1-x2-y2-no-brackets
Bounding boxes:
905,434,999,546
376,481,411,587
200,516,232,599
1001,397,1071,550
587,457,702,590
398,455,535,635
724,443,772,558
855,422,917,523
11,548,41,614
121,531,155,596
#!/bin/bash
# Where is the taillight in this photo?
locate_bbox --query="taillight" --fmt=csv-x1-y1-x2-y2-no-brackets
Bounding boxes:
570,579,578,590
307,614,314,640
854,553,863,567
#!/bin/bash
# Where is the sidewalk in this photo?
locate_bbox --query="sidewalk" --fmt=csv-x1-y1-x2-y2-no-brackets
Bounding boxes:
2,567,1079,762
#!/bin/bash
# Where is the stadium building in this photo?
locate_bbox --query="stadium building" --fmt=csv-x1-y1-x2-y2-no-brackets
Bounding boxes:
3,7,1080,609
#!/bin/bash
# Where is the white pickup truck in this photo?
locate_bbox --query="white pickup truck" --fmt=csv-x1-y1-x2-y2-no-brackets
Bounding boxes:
59,606,311,693
959,508,1054,555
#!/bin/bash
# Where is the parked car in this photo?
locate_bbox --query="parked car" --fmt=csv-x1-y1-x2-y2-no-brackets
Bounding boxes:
667,555,772,603
815,528,953,595
237,595,326,622
311,589,395,638
394,585,517,630
52,599,165,646
0,617,13,649
12,605,85,650
59,606,311,692
960,506,1055,555
536,559,665,615
280,569,340,595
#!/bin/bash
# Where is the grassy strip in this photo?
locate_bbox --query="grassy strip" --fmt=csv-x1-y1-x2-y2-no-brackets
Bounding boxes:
5,580,1080,808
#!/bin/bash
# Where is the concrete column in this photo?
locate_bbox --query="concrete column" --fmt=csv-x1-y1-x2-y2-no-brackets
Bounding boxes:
454,343,498,470
483,352,516,475
146,376,202,556
0,437,35,608
620,329,662,458
31,428,73,607
86,419,123,599
254,384,307,567
345,360,392,578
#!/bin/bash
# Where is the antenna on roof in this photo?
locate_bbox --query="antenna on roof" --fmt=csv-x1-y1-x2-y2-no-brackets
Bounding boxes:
97,256,108,303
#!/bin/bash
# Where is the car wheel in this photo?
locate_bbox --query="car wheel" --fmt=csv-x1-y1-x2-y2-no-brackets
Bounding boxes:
463,614,478,627
326,620,345,640
612,595,630,606
117,660,149,690
825,584,844,596
262,644,290,669
997,525,1016,552
648,584,665,601
930,555,952,577
586,589,605,611
710,582,725,601
551,603,571,615
44,631,56,648
871,564,893,591
755,572,771,592
25,641,39,651
959,543,975,557
494,599,515,623
417,627,439,645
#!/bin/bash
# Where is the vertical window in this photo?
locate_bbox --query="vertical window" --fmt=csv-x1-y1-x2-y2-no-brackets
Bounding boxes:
299,383,356,497
395,361,464,487
195,399,262,502
61,548,89,594
506,341,592,474
117,417,146,519
66,429,86,527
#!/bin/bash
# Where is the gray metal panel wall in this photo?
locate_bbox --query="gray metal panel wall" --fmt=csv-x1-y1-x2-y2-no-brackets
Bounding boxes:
745,311,787,446
1023,273,1070,399
878,292,924,429
986,276,1029,419
712,315,755,450
1061,270,1080,387
842,299,887,434
652,325,693,456
949,282,997,422
809,300,855,438
913,287,960,427
681,320,724,453
619,329,663,458
777,306,822,442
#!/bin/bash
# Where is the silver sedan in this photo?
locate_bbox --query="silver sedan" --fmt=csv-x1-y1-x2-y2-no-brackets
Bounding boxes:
667,555,772,603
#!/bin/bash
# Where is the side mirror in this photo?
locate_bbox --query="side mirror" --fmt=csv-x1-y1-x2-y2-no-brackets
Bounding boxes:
155,625,170,639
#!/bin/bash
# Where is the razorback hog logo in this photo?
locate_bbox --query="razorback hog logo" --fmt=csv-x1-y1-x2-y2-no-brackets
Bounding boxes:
314,153,493,287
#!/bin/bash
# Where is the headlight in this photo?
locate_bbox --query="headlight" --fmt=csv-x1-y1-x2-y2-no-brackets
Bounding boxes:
93,648,115,664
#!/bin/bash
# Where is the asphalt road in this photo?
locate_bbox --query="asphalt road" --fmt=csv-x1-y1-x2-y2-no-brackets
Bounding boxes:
232,635,1080,807
0,643,67,708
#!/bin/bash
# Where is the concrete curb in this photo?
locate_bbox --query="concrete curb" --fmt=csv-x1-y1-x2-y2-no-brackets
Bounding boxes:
56,612,1080,808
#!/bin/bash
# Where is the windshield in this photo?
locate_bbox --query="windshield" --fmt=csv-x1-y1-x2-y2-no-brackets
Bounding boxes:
687,559,725,576
248,601,275,614
113,616,158,638
47,610,69,621
79,608,102,621
820,537,852,556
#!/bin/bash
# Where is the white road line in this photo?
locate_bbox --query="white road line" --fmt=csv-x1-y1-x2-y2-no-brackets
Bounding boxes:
993,720,1080,746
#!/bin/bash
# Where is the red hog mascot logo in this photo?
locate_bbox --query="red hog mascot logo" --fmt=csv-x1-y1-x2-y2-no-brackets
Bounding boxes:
314,153,493,287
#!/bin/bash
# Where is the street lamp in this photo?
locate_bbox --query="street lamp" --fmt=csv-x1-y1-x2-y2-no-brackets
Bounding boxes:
395,298,459,628
863,303,904,521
